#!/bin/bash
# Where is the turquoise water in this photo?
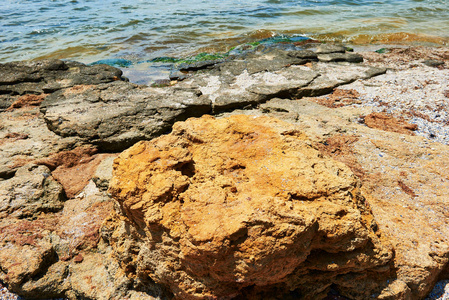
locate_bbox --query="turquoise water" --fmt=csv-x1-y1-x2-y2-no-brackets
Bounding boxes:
1,0,448,82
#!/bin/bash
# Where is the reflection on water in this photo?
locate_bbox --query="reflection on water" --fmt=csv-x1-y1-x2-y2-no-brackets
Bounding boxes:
0,0,448,69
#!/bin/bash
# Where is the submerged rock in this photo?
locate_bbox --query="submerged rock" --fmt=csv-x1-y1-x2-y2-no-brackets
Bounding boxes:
108,115,394,299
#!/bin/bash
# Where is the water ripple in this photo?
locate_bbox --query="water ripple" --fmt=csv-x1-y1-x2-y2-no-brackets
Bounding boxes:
0,0,448,64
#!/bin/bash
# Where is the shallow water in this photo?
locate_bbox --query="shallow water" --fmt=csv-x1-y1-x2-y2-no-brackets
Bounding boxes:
1,0,449,82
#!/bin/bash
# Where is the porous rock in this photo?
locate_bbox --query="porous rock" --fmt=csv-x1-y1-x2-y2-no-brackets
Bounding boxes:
37,51,384,153
0,178,159,300
229,92,449,298
0,164,65,219
108,115,394,299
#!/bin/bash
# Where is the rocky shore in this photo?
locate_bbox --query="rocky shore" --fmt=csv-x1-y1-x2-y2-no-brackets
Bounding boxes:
0,44,448,299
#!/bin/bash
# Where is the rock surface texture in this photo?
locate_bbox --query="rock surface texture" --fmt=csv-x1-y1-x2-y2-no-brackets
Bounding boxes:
1,45,449,299
108,115,394,300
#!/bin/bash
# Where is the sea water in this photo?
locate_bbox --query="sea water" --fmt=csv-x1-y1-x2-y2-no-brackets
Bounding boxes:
1,0,448,82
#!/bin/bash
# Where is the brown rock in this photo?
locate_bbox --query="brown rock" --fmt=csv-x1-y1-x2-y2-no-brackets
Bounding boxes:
315,135,365,179
109,115,393,299
51,153,116,199
73,254,84,263
6,93,48,111
0,216,58,291
308,89,361,108
35,146,117,198
35,145,98,170
250,97,449,299
4,132,29,140
363,112,418,135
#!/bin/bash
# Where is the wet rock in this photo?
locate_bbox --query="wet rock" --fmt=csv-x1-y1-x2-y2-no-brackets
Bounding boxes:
217,48,317,75
0,164,65,219
178,59,226,71
169,70,191,81
0,59,124,95
109,115,394,300
40,81,212,152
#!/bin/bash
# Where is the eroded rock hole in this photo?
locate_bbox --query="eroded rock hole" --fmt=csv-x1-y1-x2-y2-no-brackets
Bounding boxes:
180,161,195,177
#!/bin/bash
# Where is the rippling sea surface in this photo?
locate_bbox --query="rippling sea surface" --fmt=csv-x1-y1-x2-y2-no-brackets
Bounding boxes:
1,0,448,81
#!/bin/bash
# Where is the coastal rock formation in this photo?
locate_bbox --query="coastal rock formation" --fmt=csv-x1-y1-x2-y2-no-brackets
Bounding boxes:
0,59,124,96
176,46,384,111
227,93,449,299
40,81,211,151
38,47,384,152
1,46,449,299
108,115,394,299
0,59,127,179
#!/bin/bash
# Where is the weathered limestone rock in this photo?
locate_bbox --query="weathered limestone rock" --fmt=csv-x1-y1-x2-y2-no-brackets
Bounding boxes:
0,164,65,219
316,44,347,54
40,81,212,151
362,112,418,135
0,105,81,180
35,145,117,198
0,59,124,96
224,92,449,299
2,47,447,299
0,179,160,300
109,115,394,299
175,61,384,112
32,48,384,154
317,53,364,63
92,155,118,191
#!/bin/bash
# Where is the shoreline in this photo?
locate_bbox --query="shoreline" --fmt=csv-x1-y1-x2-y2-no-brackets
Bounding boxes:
0,44,448,299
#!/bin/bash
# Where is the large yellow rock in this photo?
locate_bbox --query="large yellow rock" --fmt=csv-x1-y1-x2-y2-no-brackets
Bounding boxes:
109,115,393,299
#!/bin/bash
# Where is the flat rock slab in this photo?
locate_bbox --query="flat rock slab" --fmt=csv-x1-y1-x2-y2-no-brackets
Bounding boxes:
40,81,212,151
36,48,384,152
0,59,124,96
